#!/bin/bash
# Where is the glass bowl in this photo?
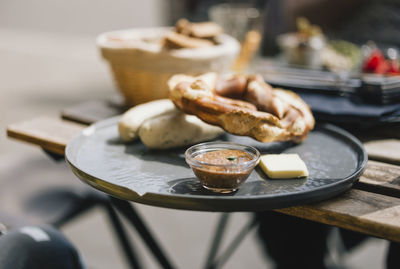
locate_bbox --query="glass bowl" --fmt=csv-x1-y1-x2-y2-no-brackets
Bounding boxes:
277,32,326,68
185,142,260,193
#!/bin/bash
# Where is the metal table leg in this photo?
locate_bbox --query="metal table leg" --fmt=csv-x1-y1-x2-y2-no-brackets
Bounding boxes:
203,213,230,269
104,202,142,269
110,197,176,269
204,213,259,269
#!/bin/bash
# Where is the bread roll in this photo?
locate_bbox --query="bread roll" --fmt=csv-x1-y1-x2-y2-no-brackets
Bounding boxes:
118,99,175,142
138,110,224,149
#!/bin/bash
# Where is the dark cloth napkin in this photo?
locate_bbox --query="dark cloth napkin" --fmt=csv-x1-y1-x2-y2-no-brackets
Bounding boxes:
299,92,400,125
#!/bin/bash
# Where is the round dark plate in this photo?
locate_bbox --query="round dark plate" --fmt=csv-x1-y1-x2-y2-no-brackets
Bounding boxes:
65,117,367,212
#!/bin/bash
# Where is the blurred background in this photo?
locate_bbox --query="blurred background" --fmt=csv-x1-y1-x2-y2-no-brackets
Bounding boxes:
1,0,393,268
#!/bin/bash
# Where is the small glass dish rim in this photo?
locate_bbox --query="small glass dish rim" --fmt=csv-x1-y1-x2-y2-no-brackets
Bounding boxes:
185,141,260,170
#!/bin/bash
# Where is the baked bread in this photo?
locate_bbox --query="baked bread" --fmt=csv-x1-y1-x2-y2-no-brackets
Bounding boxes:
118,99,224,149
168,73,315,143
163,19,223,49
138,108,224,149
118,99,175,142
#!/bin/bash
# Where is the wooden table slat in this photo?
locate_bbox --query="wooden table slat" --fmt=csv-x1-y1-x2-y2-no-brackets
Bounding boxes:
364,139,400,165
7,116,85,155
61,99,123,125
277,189,400,242
355,160,400,198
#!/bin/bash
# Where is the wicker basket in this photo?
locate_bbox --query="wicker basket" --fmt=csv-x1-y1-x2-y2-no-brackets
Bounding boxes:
107,64,177,106
97,27,240,107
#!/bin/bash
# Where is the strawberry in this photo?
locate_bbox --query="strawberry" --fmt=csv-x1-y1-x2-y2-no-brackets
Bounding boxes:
387,60,400,74
363,49,386,72
374,60,390,74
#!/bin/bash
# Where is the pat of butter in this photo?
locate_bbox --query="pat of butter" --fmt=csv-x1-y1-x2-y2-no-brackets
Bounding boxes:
259,154,308,179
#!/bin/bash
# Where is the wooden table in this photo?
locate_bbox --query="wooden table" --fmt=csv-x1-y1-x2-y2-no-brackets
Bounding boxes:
6,98,400,267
